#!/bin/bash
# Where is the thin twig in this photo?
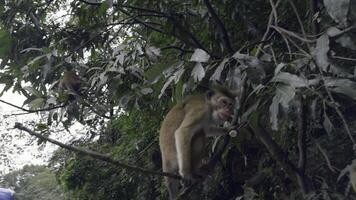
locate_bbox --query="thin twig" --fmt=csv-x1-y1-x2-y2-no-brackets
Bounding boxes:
270,25,315,43
331,55,356,62
269,0,278,25
0,99,64,113
204,0,234,54
287,0,311,50
316,63,355,144
270,24,293,59
255,0,282,57
283,35,311,57
77,0,167,15
314,141,336,173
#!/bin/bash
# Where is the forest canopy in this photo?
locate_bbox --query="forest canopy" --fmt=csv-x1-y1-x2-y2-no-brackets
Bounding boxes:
1,0,356,199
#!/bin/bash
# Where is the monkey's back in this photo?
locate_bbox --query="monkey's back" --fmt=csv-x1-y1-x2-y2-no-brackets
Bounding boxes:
159,95,207,171
159,102,184,169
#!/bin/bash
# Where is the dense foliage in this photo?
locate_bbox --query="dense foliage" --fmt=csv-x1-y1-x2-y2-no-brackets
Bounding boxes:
1,0,356,199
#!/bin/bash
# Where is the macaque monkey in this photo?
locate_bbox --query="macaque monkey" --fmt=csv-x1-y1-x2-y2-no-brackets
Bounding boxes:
159,86,237,199
58,70,81,100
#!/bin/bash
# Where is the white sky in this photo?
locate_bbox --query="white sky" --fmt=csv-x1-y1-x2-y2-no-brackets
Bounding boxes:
0,87,87,176
0,88,56,175
0,1,72,176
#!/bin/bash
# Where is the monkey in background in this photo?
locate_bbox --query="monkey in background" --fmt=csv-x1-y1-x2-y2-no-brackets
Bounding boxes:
58,70,81,94
159,86,237,199
58,70,81,101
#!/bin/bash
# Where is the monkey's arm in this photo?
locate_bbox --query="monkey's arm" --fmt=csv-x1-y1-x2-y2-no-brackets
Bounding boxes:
175,107,205,179
175,126,194,179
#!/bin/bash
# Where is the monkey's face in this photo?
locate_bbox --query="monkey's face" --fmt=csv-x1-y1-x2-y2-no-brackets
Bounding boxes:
211,94,235,123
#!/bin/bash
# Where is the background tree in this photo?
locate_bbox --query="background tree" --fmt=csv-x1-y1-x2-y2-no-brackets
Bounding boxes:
1,0,356,199
1,165,68,200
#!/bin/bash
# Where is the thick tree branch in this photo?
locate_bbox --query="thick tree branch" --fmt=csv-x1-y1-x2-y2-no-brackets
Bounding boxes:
14,123,182,180
203,0,234,54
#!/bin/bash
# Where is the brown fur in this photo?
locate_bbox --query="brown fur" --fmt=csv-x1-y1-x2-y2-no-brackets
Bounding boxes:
58,71,81,94
159,89,237,199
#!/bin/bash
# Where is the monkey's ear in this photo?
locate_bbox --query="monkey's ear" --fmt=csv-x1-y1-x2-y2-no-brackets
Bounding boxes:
205,90,215,100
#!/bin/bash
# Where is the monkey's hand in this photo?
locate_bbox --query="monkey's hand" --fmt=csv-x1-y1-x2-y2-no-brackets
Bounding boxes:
227,126,238,137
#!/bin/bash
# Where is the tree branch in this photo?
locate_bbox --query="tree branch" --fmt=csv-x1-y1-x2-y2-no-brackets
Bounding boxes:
203,0,234,54
29,12,47,36
77,0,166,15
255,0,282,57
310,0,320,35
297,97,310,195
247,123,305,191
78,0,213,57
14,123,182,180
0,99,64,113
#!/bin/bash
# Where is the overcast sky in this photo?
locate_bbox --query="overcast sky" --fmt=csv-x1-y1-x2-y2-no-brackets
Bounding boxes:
0,89,56,176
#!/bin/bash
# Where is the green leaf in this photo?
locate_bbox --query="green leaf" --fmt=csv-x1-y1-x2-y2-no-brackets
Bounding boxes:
0,28,11,57
29,98,45,110
98,3,109,16
36,123,48,131
24,86,43,98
